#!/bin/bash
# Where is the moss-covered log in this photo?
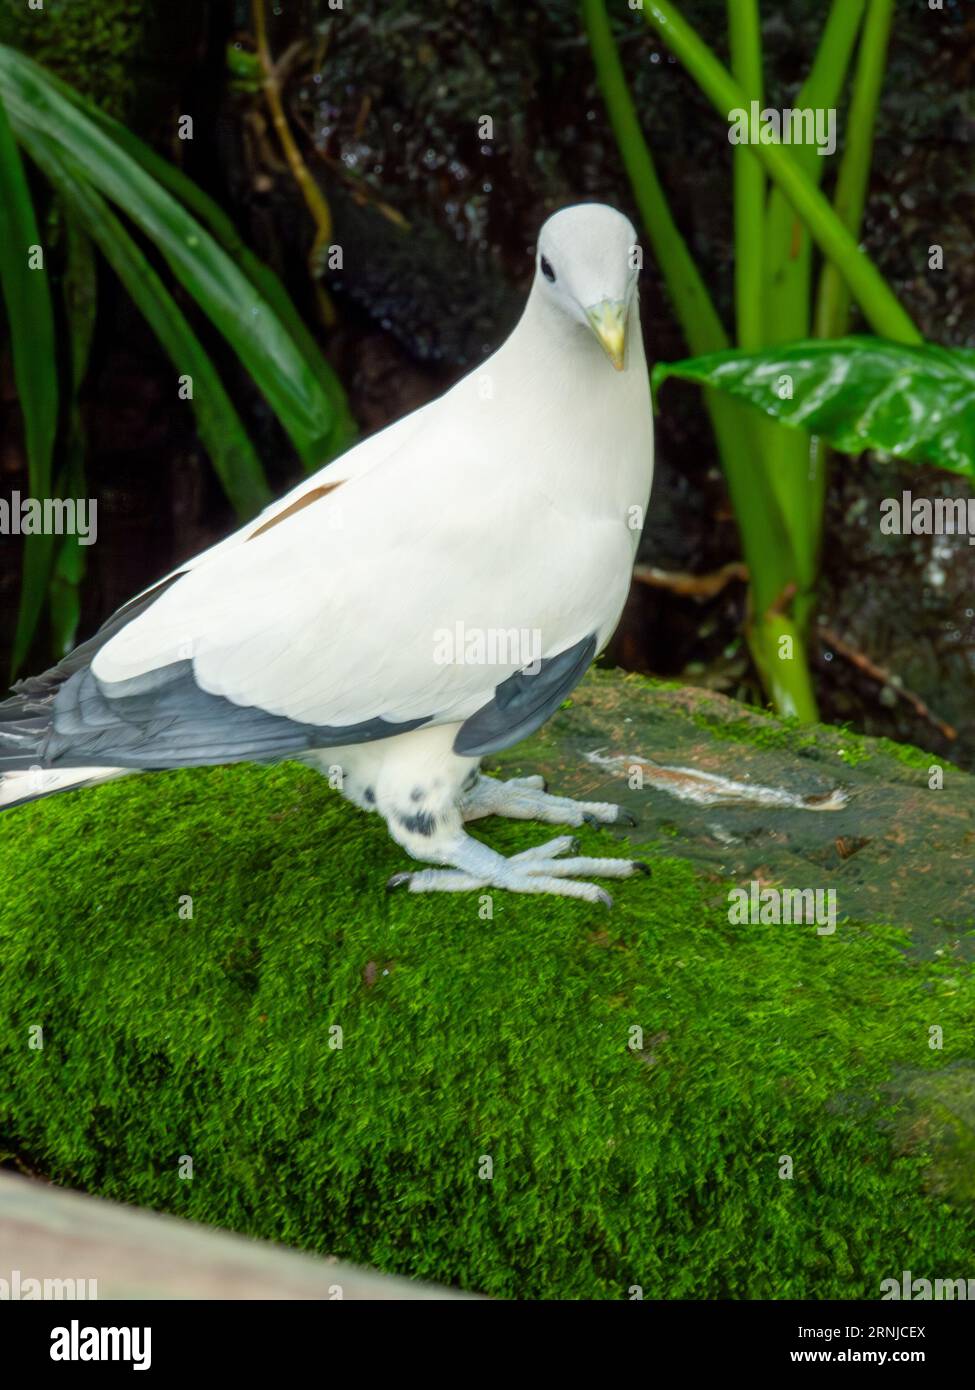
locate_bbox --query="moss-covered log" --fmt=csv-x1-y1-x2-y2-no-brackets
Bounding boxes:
1,671,972,1298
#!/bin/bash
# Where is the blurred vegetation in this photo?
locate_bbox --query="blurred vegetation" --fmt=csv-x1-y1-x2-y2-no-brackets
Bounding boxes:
0,31,353,668
0,0,971,761
586,0,911,723
0,0,147,119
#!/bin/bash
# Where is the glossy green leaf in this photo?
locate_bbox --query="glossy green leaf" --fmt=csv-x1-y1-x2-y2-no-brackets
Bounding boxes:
653,338,975,480
0,43,350,468
0,89,59,673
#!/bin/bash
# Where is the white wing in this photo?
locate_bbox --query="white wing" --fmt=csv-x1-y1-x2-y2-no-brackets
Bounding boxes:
93,409,631,732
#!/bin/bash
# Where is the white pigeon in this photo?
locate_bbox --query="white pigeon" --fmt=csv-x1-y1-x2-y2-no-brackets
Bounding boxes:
0,203,654,904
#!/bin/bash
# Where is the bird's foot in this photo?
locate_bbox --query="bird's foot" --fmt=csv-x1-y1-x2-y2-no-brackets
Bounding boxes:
387,833,649,906
461,774,637,828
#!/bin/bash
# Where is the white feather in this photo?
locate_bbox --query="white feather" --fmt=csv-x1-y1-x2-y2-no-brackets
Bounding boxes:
91,204,654,735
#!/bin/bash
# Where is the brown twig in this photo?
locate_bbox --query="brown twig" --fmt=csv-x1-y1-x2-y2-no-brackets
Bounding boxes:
632,561,748,600
290,108,411,231
817,625,957,741
765,579,798,620
634,560,956,741
252,0,336,326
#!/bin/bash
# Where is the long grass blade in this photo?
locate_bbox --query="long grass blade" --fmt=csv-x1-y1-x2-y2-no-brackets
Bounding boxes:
814,0,895,340
727,0,765,352
35,61,355,459
0,44,349,469
0,90,58,673
49,212,98,656
641,0,919,346
23,128,272,518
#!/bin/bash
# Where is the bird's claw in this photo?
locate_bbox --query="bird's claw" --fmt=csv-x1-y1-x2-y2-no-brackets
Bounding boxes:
582,807,637,829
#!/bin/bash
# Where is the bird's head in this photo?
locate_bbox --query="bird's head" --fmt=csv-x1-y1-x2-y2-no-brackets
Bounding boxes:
534,203,640,371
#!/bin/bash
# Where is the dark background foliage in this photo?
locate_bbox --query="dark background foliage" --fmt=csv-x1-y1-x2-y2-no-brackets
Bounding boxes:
0,0,972,762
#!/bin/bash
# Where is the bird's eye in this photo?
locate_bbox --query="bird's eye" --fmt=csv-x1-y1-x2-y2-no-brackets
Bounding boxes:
540,255,556,283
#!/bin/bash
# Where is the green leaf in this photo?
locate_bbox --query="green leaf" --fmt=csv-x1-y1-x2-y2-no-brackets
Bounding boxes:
652,338,975,480
0,89,59,674
23,129,273,518
639,0,919,346
226,43,263,94
0,43,351,468
42,63,356,460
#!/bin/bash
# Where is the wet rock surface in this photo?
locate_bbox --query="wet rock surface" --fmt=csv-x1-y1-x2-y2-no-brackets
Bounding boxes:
498,672,975,949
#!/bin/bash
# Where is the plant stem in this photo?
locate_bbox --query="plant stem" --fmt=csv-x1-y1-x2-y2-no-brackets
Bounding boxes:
642,0,920,346
763,0,865,347
584,0,818,721
252,0,336,327
758,0,866,594
727,0,764,352
814,0,895,340
581,0,728,356
806,0,895,617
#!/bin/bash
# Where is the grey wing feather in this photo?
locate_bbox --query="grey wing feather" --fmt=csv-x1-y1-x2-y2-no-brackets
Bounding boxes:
36,663,430,769
0,571,431,772
453,634,596,757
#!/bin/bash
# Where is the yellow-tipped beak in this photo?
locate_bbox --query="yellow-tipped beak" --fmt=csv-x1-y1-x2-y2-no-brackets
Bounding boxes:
586,299,627,371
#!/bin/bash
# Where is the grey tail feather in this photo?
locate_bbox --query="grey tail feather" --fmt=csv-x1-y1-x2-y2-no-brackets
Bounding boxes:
0,766,129,812
0,572,183,794
0,677,68,775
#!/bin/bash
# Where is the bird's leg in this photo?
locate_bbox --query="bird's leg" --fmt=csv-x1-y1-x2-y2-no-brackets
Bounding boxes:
460,772,637,829
385,802,647,907
370,732,645,905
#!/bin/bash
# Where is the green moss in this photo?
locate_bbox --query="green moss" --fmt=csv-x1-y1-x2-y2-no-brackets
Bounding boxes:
1,756,973,1298
865,734,955,774
0,0,148,119
687,701,958,776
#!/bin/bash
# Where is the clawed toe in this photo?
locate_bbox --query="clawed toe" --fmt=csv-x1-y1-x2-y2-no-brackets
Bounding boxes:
512,834,580,861
582,805,637,829
387,794,645,902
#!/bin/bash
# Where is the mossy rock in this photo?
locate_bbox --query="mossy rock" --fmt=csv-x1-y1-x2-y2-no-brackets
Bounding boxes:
0,0,149,119
1,670,973,1298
